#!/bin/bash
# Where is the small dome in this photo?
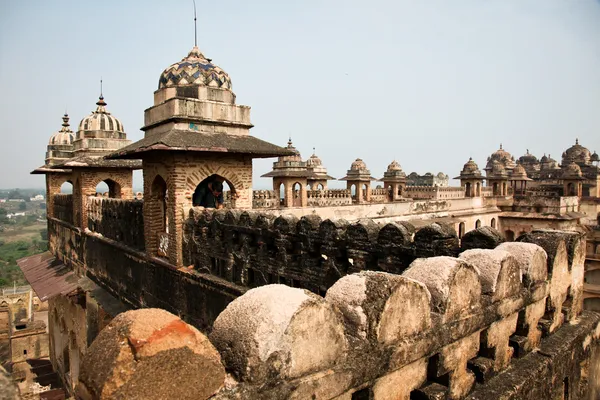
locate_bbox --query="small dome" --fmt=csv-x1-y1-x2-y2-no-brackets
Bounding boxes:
562,162,583,178
511,163,528,180
591,151,599,162
491,160,507,175
387,160,402,172
158,46,232,90
78,96,124,133
460,158,482,177
562,138,591,166
540,154,549,163
306,151,322,167
351,158,367,171
518,149,538,164
49,114,74,145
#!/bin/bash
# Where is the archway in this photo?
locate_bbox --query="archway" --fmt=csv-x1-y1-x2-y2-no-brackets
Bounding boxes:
492,182,499,196
458,222,465,239
362,183,369,201
567,183,575,196
60,181,73,194
491,218,496,229
475,182,481,196
94,179,122,198
505,230,515,241
317,183,324,190
475,219,481,229
193,174,234,209
465,182,472,197
351,184,357,200
279,182,285,206
292,182,302,207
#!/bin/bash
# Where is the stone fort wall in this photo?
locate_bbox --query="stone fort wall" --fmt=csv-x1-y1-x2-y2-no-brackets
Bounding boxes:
72,229,600,400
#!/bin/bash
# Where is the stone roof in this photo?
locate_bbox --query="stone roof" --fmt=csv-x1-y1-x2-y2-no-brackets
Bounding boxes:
159,46,232,90
54,156,142,169
339,158,376,181
561,162,584,180
108,130,292,159
30,165,72,175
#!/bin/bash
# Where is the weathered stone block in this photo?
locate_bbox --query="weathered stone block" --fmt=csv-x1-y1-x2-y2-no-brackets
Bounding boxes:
75,308,224,400
210,284,347,383
459,249,521,302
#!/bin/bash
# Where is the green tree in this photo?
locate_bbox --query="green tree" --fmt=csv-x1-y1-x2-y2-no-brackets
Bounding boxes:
19,202,27,211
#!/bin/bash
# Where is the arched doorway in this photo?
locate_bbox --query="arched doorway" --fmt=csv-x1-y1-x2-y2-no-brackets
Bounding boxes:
567,183,575,196
193,174,233,209
317,183,324,190
279,182,285,206
292,182,302,207
492,182,499,196
458,222,465,239
475,182,481,196
505,230,515,241
351,184,357,201
491,218,496,229
475,219,481,229
465,182,472,197
95,179,122,198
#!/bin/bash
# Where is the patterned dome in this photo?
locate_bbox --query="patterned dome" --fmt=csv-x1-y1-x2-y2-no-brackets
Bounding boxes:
158,46,232,90
351,158,368,171
78,96,124,133
562,139,591,166
592,151,599,162
49,114,74,145
562,162,583,178
387,160,403,172
489,160,508,177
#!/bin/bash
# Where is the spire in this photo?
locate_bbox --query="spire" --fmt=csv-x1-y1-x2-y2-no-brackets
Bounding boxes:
500,143,503,150
193,0,198,47
312,147,316,155
287,137,293,147
526,149,529,154
576,138,579,145
96,78,107,111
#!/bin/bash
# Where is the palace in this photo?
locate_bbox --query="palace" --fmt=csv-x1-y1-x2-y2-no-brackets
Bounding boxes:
6,36,600,400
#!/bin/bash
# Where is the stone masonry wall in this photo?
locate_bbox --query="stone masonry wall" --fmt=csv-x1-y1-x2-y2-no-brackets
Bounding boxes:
182,208,463,295
52,194,73,225
75,230,600,400
87,197,145,250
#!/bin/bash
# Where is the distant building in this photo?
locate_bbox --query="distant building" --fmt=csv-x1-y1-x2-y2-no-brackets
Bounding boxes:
406,172,449,187
29,195,44,201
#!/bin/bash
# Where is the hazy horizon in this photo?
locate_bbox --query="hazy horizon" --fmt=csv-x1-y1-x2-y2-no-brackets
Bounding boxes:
1,0,599,190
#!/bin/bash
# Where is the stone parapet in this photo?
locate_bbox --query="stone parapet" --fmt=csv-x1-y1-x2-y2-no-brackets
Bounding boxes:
87,197,145,251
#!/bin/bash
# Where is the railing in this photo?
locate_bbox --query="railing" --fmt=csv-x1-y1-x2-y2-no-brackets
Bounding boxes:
307,189,352,206
53,194,73,224
251,190,280,209
87,197,145,250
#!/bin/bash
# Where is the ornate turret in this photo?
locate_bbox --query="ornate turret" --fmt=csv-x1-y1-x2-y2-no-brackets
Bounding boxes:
455,158,484,197
380,160,407,201
45,114,75,166
340,158,377,203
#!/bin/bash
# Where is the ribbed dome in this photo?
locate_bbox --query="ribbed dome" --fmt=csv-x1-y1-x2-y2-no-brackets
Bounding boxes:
158,46,232,90
562,162,583,178
49,114,74,145
489,160,508,177
78,96,124,133
387,160,403,172
351,158,368,171
562,139,591,166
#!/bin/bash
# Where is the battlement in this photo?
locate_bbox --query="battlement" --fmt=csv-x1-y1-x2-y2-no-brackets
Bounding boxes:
74,228,600,400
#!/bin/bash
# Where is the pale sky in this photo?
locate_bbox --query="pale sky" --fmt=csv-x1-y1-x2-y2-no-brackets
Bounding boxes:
1,0,599,190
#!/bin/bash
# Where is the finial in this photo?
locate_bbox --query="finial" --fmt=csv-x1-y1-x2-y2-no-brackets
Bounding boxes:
576,138,579,145
193,0,197,47
500,143,503,150
526,149,529,154
100,78,103,98
61,113,70,129
312,147,316,155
